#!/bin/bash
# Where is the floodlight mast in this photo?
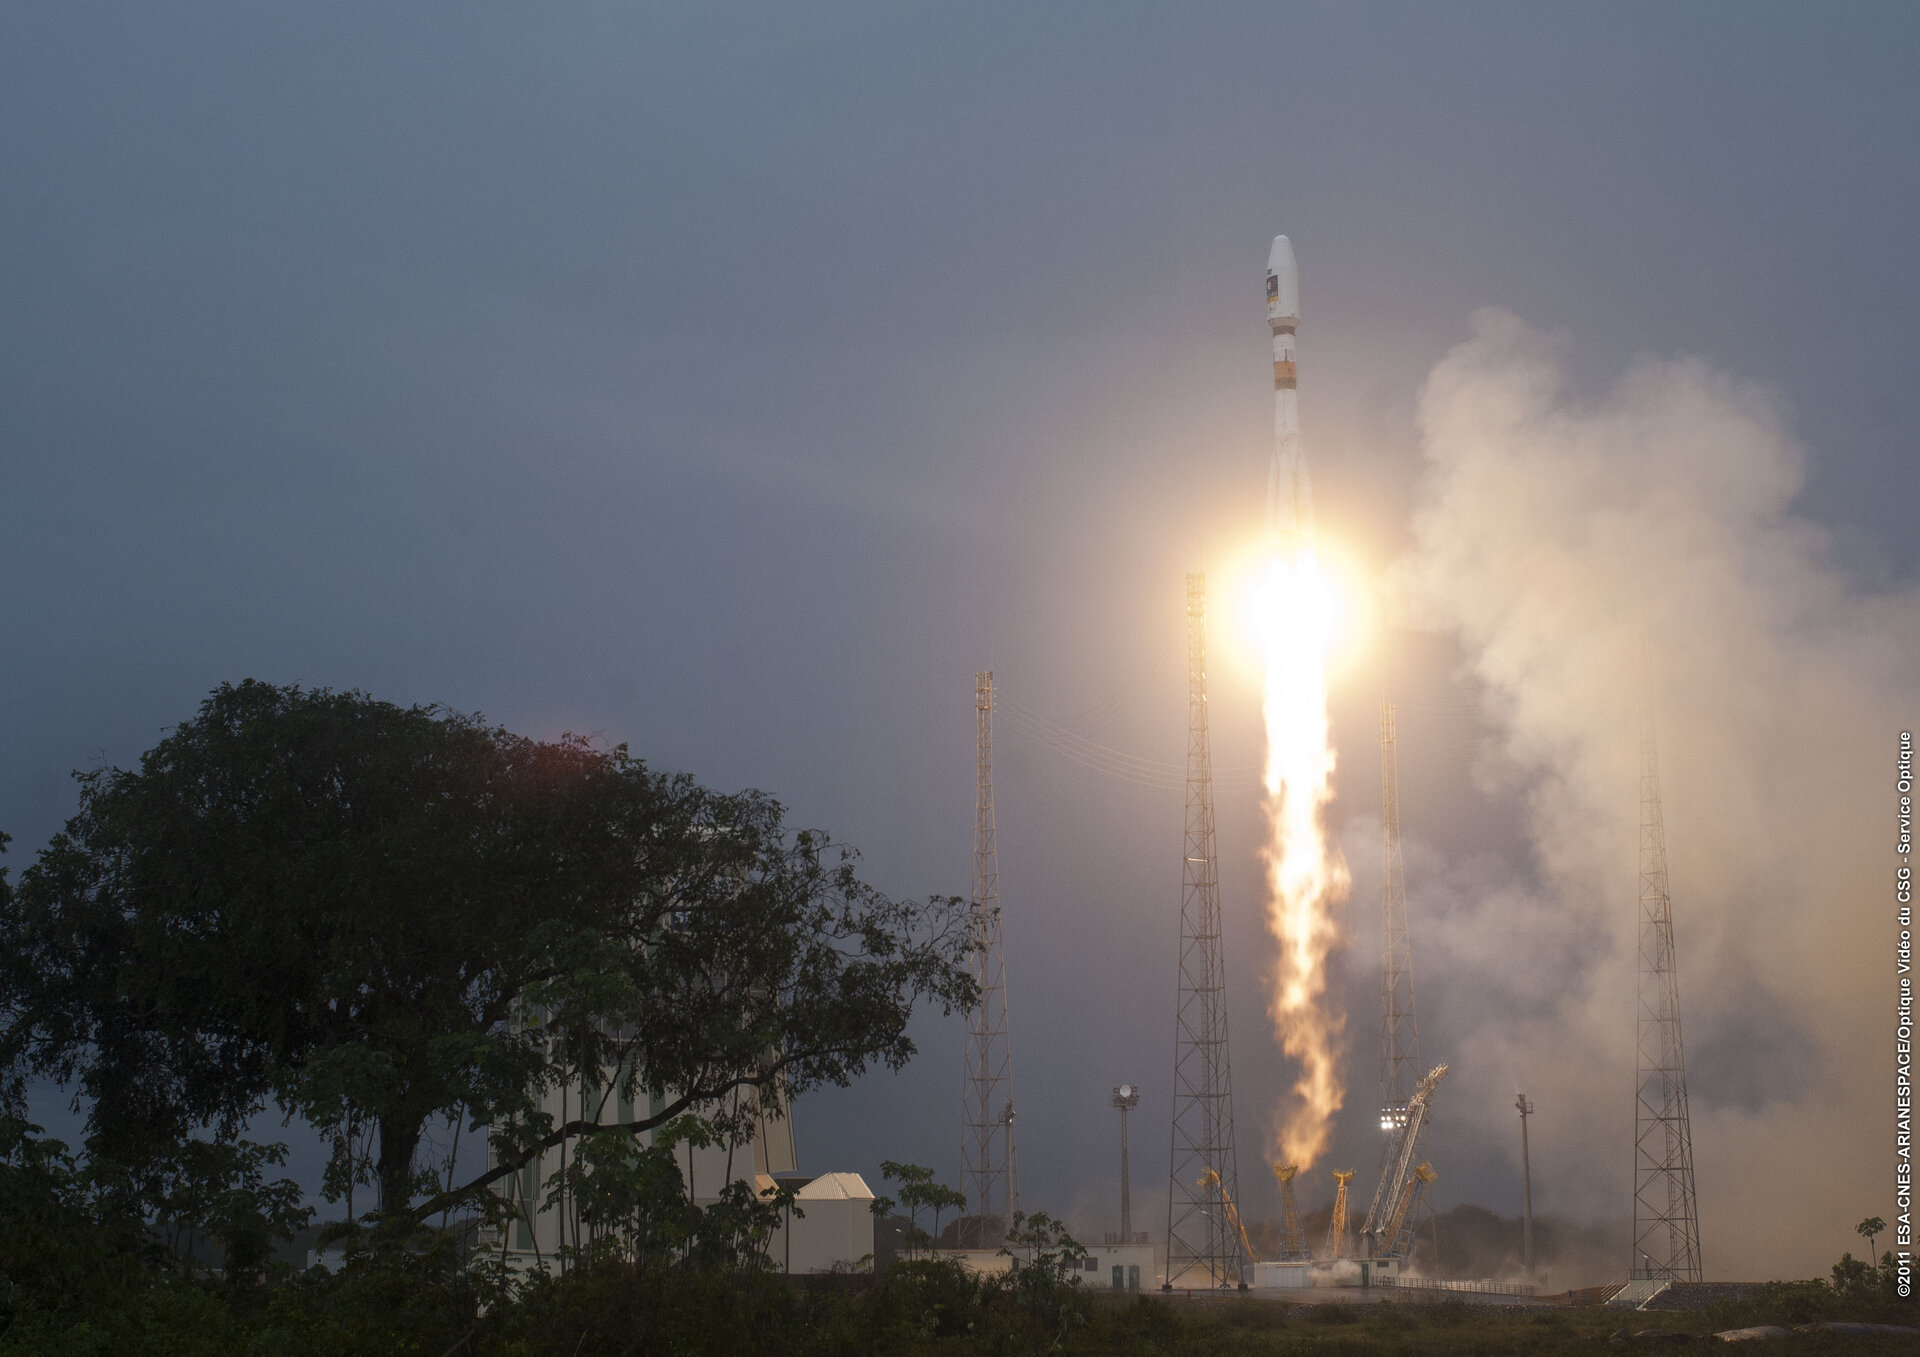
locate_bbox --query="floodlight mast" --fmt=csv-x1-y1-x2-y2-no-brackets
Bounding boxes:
1516,1093,1535,1279
1111,1084,1141,1240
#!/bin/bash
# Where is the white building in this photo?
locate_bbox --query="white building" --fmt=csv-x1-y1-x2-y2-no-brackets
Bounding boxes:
766,1171,878,1274
947,1238,1156,1291
1252,1255,1412,1290
479,1070,875,1271
1063,1240,1155,1292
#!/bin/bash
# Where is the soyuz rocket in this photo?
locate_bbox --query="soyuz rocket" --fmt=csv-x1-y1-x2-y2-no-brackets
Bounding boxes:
1265,234,1312,553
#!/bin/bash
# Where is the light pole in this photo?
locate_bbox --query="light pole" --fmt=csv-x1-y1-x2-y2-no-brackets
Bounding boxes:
1005,1100,1019,1232
1516,1092,1535,1279
1111,1084,1141,1240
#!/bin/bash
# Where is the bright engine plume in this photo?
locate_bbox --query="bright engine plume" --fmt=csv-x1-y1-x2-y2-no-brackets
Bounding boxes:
1259,234,1350,1169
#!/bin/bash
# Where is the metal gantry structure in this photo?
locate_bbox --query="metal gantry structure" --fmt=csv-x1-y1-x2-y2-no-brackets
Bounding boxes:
1632,719,1703,1281
1272,1164,1311,1261
960,671,1017,1248
1325,1170,1355,1259
1358,1062,1448,1259
1164,574,1246,1289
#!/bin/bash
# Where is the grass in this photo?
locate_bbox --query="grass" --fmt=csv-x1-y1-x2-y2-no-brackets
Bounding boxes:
6,1247,1916,1355
1051,1291,1920,1355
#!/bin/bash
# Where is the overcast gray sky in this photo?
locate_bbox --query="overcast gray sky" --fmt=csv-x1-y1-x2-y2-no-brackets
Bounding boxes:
5,3,1916,1283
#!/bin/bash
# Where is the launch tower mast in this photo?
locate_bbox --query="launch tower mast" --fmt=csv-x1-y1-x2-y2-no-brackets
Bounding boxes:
960,671,1016,1247
1163,575,1246,1289
1631,719,1703,1282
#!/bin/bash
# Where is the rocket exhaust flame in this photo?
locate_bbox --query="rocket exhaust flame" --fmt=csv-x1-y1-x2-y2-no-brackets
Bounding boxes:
1258,235,1350,1169
1257,546,1349,1168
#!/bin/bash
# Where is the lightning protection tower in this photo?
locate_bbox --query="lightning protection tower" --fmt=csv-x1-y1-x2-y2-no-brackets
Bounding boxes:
1164,574,1246,1290
961,671,1016,1248
1367,697,1437,1261
1377,698,1421,1151
1631,717,1703,1281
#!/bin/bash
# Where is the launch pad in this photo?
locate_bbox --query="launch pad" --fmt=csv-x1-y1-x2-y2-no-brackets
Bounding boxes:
963,231,1698,1300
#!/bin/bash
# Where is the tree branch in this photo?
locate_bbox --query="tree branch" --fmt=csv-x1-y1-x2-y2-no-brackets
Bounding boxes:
407,1057,796,1224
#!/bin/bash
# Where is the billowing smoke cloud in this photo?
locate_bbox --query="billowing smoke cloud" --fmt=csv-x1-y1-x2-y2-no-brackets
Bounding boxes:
1391,309,1919,1280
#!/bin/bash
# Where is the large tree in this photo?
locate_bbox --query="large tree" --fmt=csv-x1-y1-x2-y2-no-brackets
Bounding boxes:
0,681,974,1227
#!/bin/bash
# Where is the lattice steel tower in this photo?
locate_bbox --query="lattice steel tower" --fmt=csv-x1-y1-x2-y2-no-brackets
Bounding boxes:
1163,574,1245,1289
1377,698,1421,1150
1632,717,1703,1282
961,671,1016,1247
1360,696,1436,1260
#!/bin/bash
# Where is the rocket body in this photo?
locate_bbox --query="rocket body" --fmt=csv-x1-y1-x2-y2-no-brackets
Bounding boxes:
1266,234,1312,552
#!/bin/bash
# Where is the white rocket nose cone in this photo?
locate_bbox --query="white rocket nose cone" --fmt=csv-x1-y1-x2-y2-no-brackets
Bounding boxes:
1267,234,1295,276
1266,234,1299,322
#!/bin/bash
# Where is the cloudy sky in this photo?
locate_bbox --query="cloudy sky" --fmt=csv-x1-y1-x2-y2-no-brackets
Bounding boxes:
5,3,1916,1283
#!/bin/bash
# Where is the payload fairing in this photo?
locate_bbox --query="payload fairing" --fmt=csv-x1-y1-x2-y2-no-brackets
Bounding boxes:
1266,234,1312,551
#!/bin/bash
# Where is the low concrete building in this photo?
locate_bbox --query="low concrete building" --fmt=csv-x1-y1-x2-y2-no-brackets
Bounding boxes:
1062,1241,1155,1292
1251,1255,1411,1290
1254,1261,1312,1290
942,1247,1015,1275
941,1239,1153,1291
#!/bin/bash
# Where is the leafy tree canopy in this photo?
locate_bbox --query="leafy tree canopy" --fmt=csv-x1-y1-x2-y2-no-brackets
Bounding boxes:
0,680,975,1229
874,1160,968,1257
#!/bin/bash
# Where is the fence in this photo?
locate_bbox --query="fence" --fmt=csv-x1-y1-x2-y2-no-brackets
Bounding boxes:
1376,1275,1539,1298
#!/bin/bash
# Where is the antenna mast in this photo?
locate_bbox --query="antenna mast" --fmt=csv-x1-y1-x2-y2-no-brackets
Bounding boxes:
1163,574,1245,1289
961,671,1016,1247
1632,717,1703,1281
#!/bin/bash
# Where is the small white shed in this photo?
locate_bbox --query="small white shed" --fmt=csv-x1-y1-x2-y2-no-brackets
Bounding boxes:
769,1171,876,1274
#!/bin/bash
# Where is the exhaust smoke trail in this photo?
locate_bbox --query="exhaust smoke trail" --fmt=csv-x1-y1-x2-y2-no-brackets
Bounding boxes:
1258,235,1350,1168
1393,307,1920,1277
